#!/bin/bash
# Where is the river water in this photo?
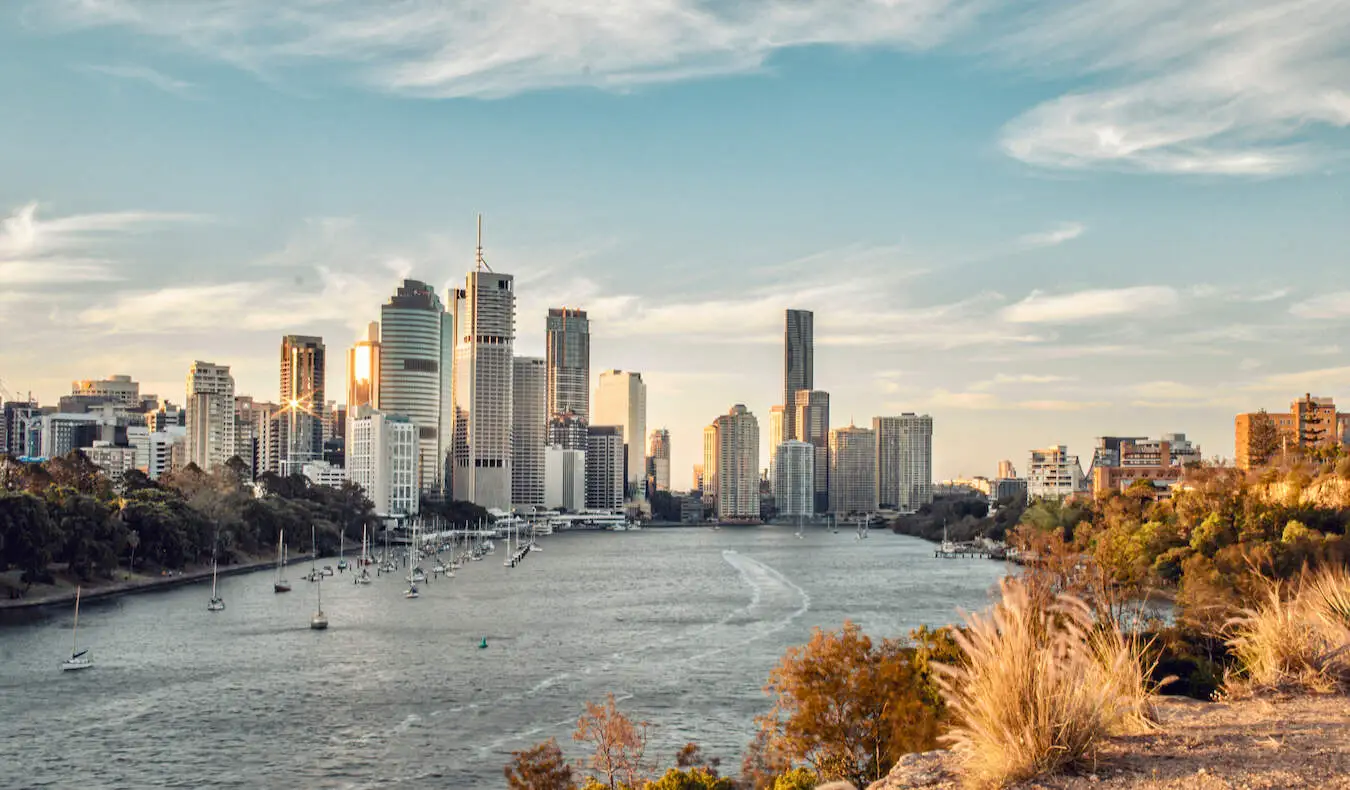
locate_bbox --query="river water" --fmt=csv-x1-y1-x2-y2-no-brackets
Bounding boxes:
0,526,1008,789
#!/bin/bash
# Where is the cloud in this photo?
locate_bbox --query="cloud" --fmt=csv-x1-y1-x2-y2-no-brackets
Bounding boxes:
1290,291,1350,319
1000,285,1178,324
1018,221,1085,248
36,0,978,98
918,389,1107,411
995,0,1350,175
1245,365,1350,393
79,64,195,96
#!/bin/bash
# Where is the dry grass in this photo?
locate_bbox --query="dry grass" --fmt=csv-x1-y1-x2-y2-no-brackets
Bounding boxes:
1226,564,1350,696
937,578,1161,789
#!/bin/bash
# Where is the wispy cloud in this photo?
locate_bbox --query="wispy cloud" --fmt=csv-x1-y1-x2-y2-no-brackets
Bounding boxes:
995,0,1350,175
36,0,979,98
78,64,195,96
1290,291,1350,319
1018,221,1084,248
916,389,1108,411
1000,285,1178,324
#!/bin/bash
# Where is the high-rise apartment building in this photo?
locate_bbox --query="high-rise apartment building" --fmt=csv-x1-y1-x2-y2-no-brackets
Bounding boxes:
279,335,325,474
71,375,141,406
997,459,1017,479
774,440,815,518
512,357,547,509
647,428,671,493
594,370,647,498
794,389,830,514
449,251,516,511
347,321,381,414
874,414,933,512
546,307,590,449
585,425,625,510
379,280,448,494
830,424,877,515
1027,445,1085,501
347,405,418,519
185,361,236,471
1235,394,1350,469
702,424,719,505
715,404,759,520
783,309,813,443
767,404,785,496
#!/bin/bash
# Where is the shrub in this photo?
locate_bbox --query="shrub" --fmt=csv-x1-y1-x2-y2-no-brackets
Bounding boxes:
1226,564,1350,695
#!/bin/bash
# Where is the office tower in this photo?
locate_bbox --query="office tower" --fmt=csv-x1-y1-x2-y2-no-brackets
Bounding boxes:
277,335,325,475
829,424,877,515
347,322,381,413
586,425,625,510
512,357,547,509
874,413,934,512
794,389,830,513
450,225,516,511
185,361,236,471
774,440,815,518
715,404,759,520
546,307,590,449
702,424,719,505
997,459,1017,479
379,280,448,495
692,464,705,493
783,309,813,443
348,405,419,519
594,370,647,498
71,374,140,406
647,429,671,493
767,404,785,496
1027,445,1084,501
545,446,587,510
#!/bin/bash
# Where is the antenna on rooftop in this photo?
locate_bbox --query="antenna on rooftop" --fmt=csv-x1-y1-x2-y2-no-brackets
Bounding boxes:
475,213,493,273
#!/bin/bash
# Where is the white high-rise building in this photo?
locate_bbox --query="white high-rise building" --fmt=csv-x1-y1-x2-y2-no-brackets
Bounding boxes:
830,424,877,515
586,425,625,510
544,446,586,511
1028,445,1084,501
774,440,815,518
512,357,547,509
715,404,759,520
379,280,448,495
594,370,647,499
185,361,236,471
874,414,933,512
348,406,418,519
450,234,516,511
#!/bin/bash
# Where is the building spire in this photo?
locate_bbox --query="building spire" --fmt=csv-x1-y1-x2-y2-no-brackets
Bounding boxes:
475,213,493,273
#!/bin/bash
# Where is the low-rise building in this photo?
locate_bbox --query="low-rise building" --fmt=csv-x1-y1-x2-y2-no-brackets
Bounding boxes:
302,460,348,489
84,441,138,485
1091,433,1201,495
1236,394,1350,469
347,406,418,520
1027,445,1084,501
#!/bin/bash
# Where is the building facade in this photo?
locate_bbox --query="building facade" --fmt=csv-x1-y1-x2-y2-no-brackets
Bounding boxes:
794,389,831,514
347,406,418,519
1235,394,1350,469
544,446,586,511
277,335,325,474
379,281,448,494
512,356,547,509
829,424,877,515
783,308,813,444
346,321,381,415
594,370,647,499
701,425,719,505
450,269,516,510
545,307,590,449
767,404,785,497
1090,433,1201,495
71,375,142,406
302,461,347,489
1027,445,1085,501
773,440,815,518
647,428,671,493
185,361,236,471
874,414,933,513
715,405,760,520
585,425,625,510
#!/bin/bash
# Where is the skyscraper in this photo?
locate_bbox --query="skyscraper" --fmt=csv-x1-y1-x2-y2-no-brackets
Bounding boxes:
647,428,671,493
348,405,419,519
279,335,325,474
774,440,815,518
546,307,589,449
586,425,625,510
873,414,934,512
701,424,719,505
450,223,516,511
379,280,448,494
794,389,831,514
594,370,647,499
185,360,236,471
830,423,877,515
512,356,547,509
347,321,381,414
783,309,813,443
715,404,759,520
767,404,785,498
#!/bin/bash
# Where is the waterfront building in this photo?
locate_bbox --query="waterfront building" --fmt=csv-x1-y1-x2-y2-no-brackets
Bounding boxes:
379,280,448,495
767,404,785,497
874,414,934,513
701,425,719,506
715,405,759,520
347,406,418,519
546,307,590,449
1090,433,1201,495
783,309,813,444
594,370,647,498
185,361,236,471
544,446,586,511
1235,394,1350,469
512,356,547,509
1027,445,1085,501
829,424,877,515
773,440,815,518
278,335,325,474
794,389,831,514
647,428,671,493
585,425,625,510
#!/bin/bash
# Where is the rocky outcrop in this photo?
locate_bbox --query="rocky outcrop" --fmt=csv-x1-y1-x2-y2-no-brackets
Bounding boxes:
864,751,957,789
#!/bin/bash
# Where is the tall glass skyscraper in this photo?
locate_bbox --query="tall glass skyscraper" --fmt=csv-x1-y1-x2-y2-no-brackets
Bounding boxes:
546,307,589,449
279,334,325,473
450,262,516,512
783,309,813,443
379,280,448,495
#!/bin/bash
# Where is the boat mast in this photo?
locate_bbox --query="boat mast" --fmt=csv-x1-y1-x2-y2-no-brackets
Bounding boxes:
72,585,80,656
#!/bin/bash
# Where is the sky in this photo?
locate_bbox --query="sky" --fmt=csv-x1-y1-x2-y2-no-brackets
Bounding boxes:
2,0,1349,484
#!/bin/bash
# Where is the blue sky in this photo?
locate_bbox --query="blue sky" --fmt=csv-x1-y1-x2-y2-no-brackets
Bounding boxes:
2,0,1349,482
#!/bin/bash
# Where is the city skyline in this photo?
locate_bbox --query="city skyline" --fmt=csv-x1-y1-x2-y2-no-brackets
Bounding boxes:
4,2,1350,483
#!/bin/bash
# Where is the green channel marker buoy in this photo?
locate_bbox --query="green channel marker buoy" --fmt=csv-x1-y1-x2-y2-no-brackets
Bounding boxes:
479,636,488,649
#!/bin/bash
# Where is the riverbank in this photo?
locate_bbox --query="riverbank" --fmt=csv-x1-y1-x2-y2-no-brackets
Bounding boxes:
0,553,314,611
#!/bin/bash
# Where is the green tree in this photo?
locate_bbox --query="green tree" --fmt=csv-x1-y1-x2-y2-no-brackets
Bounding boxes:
646,767,735,790
1247,409,1282,468
0,490,61,584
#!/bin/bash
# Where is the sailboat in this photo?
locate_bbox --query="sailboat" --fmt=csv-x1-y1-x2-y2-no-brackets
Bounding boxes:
61,586,93,671
940,520,956,554
274,531,291,593
207,557,225,611
310,525,328,630
355,566,372,585
358,526,373,566
337,529,348,571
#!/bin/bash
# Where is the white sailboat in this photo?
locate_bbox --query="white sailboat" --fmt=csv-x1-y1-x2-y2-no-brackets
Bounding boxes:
61,586,93,671
940,520,956,554
337,529,348,571
274,531,291,593
207,557,225,611
310,525,328,630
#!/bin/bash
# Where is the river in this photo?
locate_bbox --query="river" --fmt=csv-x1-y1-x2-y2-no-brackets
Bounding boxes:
0,526,1009,789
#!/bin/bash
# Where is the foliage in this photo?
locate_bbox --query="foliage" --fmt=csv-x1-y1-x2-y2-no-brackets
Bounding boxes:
1226,564,1350,695
890,494,1023,543
418,495,493,526
505,738,576,790
1246,409,1283,468
573,694,655,790
649,491,682,522
755,620,943,789
645,768,735,790
769,768,818,790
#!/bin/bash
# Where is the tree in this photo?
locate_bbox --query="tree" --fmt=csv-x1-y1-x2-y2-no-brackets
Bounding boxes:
756,621,942,789
0,490,61,584
505,738,577,790
573,694,655,790
650,491,682,522
646,767,736,790
674,743,721,777
1247,409,1282,468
